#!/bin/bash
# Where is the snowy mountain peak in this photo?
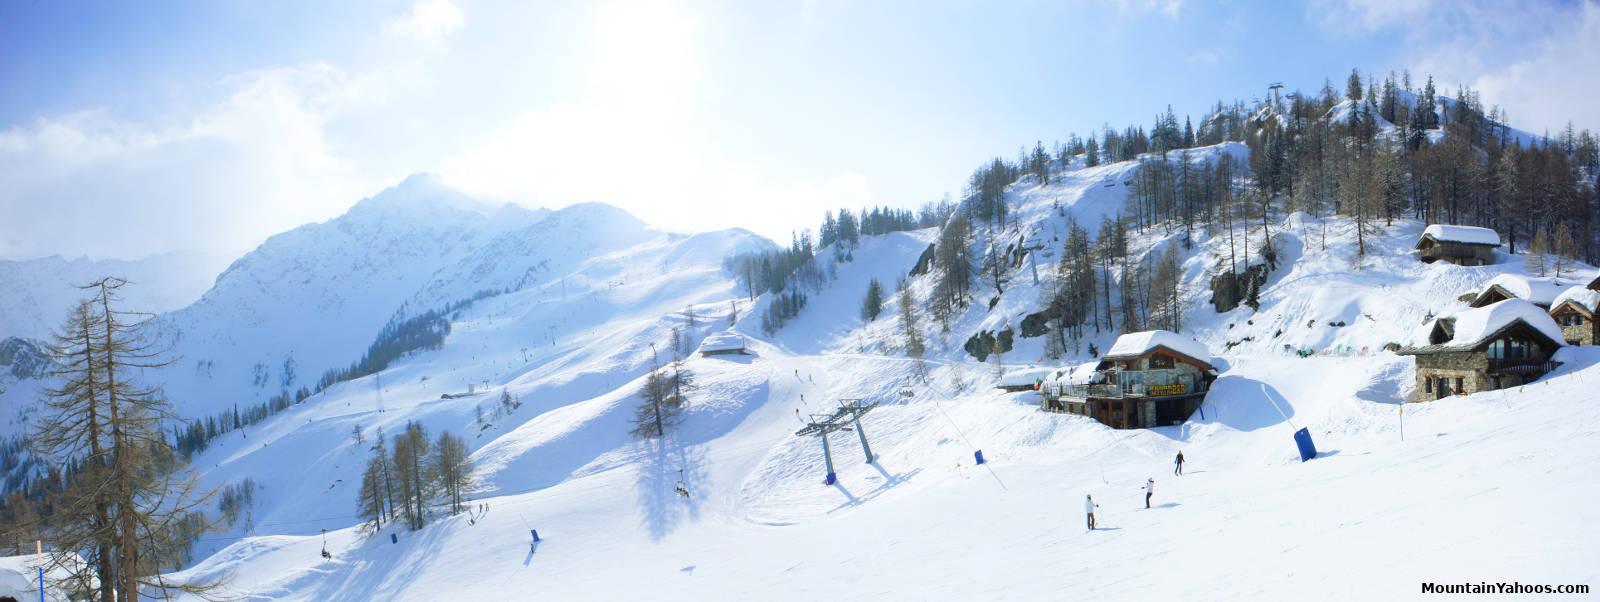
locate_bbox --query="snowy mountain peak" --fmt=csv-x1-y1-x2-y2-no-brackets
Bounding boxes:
544,201,648,232
344,173,498,224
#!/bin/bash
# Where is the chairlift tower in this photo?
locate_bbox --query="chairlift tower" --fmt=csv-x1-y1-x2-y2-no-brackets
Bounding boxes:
796,414,847,485
834,399,880,463
795,399,880,485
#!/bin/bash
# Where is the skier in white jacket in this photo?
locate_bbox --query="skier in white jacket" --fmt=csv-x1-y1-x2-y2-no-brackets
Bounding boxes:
1143,478,1155,508
1085,494,1098,530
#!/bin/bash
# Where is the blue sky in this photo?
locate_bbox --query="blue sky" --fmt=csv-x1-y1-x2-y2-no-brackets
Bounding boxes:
3,0,1597,261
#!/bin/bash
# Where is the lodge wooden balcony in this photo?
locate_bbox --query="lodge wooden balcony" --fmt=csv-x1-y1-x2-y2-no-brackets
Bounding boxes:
1486,357,1549,374
1058,381,1206,400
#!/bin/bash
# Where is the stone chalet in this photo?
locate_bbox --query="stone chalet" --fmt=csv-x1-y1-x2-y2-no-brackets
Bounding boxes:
1468,274,1576,309
1549,286,1600,346
1397,299,1565,401
1415,224,1500,266
1041,330,1217,429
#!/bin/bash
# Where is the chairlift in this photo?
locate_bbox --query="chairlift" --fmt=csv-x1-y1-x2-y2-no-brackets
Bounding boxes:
320,528,331,559
673,468,690,498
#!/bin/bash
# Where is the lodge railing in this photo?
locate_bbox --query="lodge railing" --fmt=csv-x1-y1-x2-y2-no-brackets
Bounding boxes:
1055,379,1205,400
1486,357,1549,374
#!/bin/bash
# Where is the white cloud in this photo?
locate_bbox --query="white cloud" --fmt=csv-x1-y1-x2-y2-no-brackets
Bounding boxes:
1310,0,1600,133
583,0,703,98
437,99,873,244
382,0,465,44
1459,3,1600,134
1309,0,1435,35
0,63,387,260
1114,0,1184,20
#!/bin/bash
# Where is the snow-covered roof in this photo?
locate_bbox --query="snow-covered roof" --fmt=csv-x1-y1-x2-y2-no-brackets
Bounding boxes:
1418,224,1501,247
1473,274,1577,307
697,331,746,353
1404,299,1566,352
1103,330,1213,367
1589,273,1600,291
1551,286,1600,314
1060,361,1101,386
999,367,1054,387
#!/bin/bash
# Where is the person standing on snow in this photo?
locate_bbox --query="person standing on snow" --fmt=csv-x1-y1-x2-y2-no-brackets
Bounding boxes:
1143,478,1155,508
1085,494,1098,530
1174,450,1185,476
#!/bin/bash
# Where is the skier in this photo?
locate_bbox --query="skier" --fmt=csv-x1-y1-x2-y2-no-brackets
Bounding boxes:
1174,450,1185,476
1085,494,1098,530
1143,478,1155,508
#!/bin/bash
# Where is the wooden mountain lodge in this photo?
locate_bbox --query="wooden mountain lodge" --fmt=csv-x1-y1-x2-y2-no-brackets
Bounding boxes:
1415,224,1500,266
1397,299,1565,401
1041,330,1217,429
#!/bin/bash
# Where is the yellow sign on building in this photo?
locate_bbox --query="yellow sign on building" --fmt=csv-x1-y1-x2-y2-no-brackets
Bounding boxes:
1147,383,1185,396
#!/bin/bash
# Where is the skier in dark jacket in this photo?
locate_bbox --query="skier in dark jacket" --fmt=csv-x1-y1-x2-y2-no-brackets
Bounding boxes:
1174,450,1185,475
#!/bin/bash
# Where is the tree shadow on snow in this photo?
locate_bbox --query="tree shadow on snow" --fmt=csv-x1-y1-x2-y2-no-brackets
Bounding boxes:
309,521,452,601
635,436,708,542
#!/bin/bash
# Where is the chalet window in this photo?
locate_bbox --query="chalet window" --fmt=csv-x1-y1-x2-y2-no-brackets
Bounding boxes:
1149,353,1175,369
1454,377,1464,392
1424,378,1432,393
1488,338,1530,359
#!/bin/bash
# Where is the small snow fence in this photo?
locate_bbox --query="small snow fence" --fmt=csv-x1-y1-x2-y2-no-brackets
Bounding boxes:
1293,428,1317,462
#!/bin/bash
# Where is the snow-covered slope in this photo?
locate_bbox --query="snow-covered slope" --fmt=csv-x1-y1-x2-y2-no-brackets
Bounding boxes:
164,252,1600,600
12,143,1600,600
0,250,229,341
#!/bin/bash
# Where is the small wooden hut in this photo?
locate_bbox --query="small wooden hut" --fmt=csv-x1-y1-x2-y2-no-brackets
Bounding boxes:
1415,224,1500,266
